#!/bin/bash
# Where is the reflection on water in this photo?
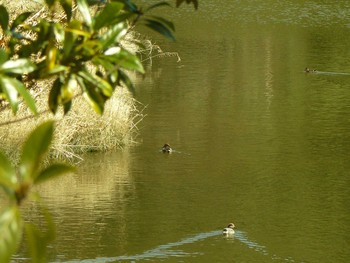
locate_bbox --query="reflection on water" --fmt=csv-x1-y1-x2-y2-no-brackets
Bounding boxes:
263,37,274,110
189,0,350,27
16,151,136,261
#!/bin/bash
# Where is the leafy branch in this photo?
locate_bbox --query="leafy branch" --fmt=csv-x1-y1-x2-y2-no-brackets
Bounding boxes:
0,0,177,117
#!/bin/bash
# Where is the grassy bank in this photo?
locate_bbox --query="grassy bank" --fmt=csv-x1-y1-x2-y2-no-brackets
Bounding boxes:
0,84,144,162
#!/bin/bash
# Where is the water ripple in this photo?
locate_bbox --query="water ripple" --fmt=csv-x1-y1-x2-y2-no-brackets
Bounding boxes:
202,0,350,28
51,229,302,262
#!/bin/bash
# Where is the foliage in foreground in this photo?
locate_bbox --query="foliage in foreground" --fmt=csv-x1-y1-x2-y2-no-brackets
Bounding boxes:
0,0,176,116
0,121,74,263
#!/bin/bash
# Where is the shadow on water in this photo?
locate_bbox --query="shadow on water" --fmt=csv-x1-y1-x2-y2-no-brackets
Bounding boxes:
51,229,300,263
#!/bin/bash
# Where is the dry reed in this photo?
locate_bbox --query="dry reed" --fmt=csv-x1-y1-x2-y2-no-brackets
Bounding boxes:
0,80,145,163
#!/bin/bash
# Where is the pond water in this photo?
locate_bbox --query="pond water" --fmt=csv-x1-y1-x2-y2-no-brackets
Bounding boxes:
14,1,350,262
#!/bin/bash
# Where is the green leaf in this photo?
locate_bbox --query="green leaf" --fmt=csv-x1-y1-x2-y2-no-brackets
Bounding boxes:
145,2,171,12
84,89,105,114
46,46,57,72
53,22,65,43
60,75,76,103
13,79,38,114
63,100,72,115
145,19,175,41
107,71,119,86
0,77,19,112
46,65,68,75
49,75,75,114
64,26,91,38
75,39,102,57
35,19,51,42
0,151,17,192
149,16,175,31
92,56,116,72
59,0,73,21
0,58,36,74
118,69,135,94
19,121,54,182
100,22,127,48
48,78,61,114
78,69,113,97
0,48,8,64
0,206,23,263
35,164,75,184
10,12,32,30
77,0,92,26
77,76,105,114
45,0,56,8
0,77,38,114
0,5,9,32
33,20,51,50
103,47,144,73
93,2,124,30
113,0,138,13
63,20,81,60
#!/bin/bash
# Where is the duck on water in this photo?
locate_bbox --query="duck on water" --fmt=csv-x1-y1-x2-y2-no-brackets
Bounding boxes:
161,143,172,153
304,67,317,73
223,223,235,235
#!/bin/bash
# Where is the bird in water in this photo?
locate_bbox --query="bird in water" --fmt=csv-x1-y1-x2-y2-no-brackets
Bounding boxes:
304,67,317,73
162,143,172,153
223,223,235,235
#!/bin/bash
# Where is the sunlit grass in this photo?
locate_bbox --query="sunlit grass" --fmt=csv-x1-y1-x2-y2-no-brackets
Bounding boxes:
0,84,145,162
0,0,41,13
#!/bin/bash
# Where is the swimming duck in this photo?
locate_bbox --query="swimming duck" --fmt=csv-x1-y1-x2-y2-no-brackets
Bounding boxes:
162,143,172,153
223,223,235,235
304,68,317,73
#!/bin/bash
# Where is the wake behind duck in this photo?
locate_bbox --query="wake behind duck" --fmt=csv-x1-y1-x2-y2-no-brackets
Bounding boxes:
304,67,350,76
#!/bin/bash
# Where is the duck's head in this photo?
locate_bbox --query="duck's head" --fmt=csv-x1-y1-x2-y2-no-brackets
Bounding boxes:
162,143,172,153
227,223,235,229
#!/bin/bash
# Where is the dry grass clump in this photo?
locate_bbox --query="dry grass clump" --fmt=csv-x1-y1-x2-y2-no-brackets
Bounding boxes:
121,30,181,64
0,83,144,163
0,0,42,14
52,88,144,161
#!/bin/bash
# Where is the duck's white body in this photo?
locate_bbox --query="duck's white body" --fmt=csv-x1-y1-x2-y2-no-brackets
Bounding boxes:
223,223,235,235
